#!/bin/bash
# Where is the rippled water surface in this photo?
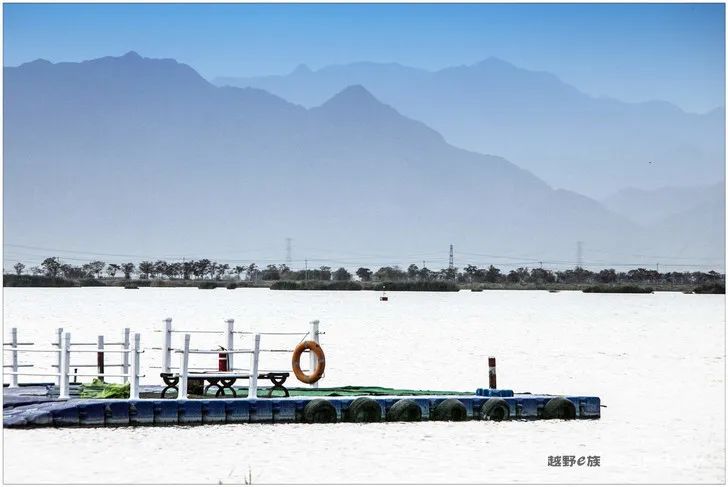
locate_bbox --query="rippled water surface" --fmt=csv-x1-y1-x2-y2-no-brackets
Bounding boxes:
2,288,725,483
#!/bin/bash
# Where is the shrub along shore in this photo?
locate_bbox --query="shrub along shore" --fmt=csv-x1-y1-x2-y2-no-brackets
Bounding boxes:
4,257,724,293
3,274,724,293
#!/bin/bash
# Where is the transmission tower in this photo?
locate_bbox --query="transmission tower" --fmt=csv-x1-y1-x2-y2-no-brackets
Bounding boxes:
285,238,292,264
449,244,454,269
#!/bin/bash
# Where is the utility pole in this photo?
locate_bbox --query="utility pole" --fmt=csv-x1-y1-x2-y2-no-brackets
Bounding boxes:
449,244,454,270
285,238,292,264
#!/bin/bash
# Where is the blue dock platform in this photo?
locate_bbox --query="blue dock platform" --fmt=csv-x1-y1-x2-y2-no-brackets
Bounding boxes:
3,385,600,428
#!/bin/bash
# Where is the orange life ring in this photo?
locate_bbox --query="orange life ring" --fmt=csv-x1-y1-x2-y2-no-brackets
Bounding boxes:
292,340,326,384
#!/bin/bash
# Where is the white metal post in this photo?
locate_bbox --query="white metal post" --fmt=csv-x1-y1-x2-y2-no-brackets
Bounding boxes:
247,333,261,399
59,332,71,399
162,318,172,374
55,328,63,386
310,320,320,389
179,333,190,399
225,319,235,371
122,328,130,383
130,333,141,400
10,328,19,387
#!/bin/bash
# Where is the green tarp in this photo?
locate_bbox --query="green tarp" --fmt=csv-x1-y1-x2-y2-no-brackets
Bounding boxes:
80,378,130,398
79,380,467,399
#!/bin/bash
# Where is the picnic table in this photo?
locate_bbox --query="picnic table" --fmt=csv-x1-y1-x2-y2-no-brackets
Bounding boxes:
160,371,290,398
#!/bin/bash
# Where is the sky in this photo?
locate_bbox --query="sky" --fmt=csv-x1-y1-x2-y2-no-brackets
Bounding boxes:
3,3,725,113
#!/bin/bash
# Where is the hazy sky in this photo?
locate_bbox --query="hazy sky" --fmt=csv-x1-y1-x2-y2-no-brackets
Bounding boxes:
3,3,725,112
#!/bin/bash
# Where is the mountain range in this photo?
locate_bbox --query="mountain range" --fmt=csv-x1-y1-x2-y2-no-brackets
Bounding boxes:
216,58,725,199
3,52,724,269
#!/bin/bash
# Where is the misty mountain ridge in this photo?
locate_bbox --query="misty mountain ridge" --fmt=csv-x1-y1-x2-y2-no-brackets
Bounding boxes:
216,57,725,198
602,182,725,227
3,52,723,269
219,55,716,116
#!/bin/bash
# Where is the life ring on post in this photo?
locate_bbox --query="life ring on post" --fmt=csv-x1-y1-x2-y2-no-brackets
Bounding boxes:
292,340,326,384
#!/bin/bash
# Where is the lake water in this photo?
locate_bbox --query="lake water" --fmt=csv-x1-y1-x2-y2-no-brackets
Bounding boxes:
2,288,725,483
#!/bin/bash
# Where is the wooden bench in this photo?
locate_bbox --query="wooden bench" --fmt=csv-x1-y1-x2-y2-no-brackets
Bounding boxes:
160,372,290,398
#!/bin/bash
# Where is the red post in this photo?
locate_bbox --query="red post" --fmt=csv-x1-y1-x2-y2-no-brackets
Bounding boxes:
488,356,497,389
218,348,228,371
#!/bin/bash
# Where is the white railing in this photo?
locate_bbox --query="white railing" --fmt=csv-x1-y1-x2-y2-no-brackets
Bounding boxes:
154,318,236,373
50,328,132,384
3,328,144,400
3,327,34,387
158,318,324,388
174,332,262,399
4,317,325,402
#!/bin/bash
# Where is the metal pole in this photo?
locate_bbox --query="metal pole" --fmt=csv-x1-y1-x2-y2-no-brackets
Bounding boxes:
121,328,130,383
310,320,320,389
130,333,140,400
55,328,63,386
248,333,260,399
162,318,172,374
59,332,71,399
179,334,190,399
97,335,105,382
225,319,235,371
488,356,497,389
9,328,19,387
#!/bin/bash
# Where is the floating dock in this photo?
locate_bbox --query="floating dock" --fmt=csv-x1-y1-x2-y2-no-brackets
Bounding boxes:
3,385,600,428
3,320,601,428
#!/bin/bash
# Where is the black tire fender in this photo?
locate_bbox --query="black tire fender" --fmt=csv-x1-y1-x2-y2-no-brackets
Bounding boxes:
480,398,510,421
386,399,422,422
432,398,467,421
346,397,382,423
303,398,337,423
542,396,577,420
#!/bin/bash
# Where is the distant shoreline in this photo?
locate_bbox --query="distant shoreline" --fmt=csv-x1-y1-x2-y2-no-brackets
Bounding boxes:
3,275,722,293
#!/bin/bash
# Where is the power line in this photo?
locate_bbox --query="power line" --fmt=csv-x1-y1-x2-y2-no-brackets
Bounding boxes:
2,243,723,271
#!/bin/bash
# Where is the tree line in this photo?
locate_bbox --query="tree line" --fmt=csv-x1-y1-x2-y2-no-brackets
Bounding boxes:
7,257,725,286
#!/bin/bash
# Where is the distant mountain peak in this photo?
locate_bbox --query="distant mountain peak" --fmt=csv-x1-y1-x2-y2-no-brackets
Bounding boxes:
315,84,411,120
291,63,312,75
320,84,383,108
20,58,52,68
473,56,516,69
122,50,142,60
9,51,212,92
